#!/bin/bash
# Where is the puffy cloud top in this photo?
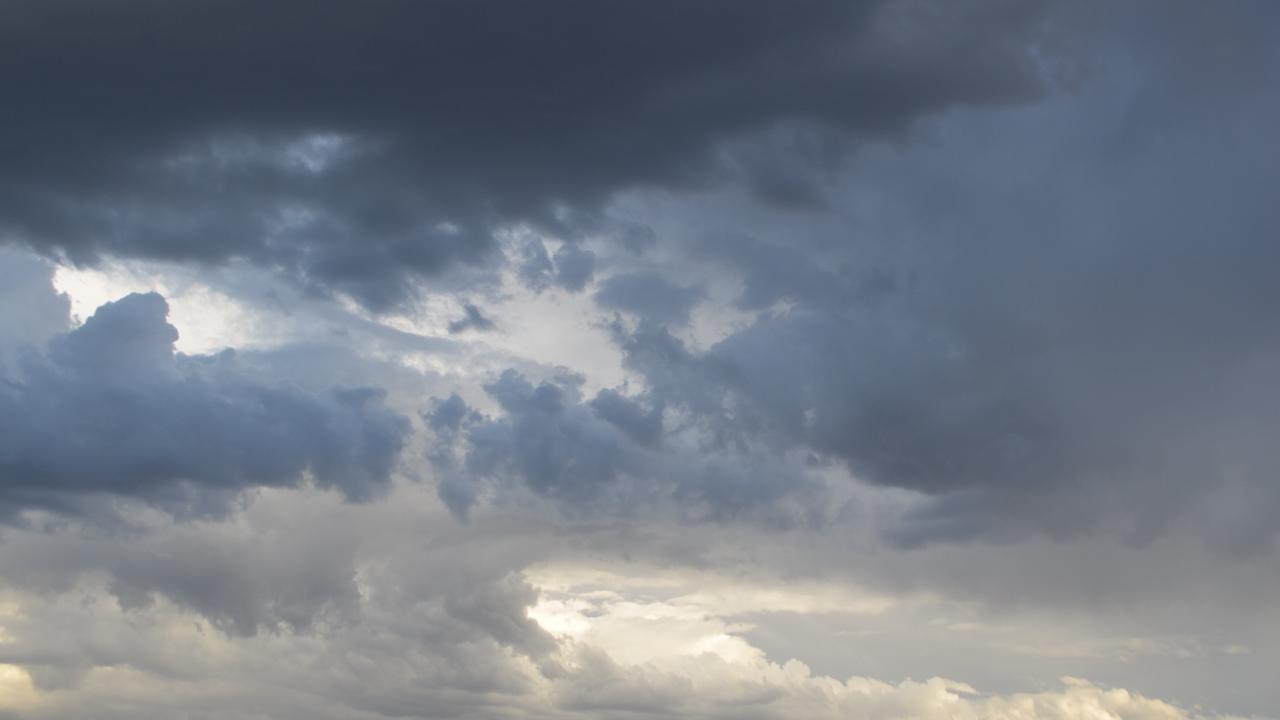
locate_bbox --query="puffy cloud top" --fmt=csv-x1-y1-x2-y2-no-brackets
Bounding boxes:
0,292,409,518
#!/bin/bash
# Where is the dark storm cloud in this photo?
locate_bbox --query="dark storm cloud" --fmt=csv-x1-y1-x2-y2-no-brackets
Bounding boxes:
597,1,1280,551
0,0,1053,309
0,291,410,519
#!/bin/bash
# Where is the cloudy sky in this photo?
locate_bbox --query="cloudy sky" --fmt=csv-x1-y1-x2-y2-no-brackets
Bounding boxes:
1,1,1278,718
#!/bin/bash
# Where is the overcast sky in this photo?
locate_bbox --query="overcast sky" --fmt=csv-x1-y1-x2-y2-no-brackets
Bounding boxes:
1,1,1278,718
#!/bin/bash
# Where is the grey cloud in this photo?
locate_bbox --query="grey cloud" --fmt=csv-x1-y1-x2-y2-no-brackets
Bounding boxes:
518,239,598,294
0,249,71,373
700,235,900,312
590,389,663,448
439,83,1280,548
425,393,475,435
0,291,410,519
2,3,1279,716
553,244,596,293
598,4,1280,551
0,488,564,715
462,370,628,505
105,522,363,638
0,0,1055,309
516,238,558,293
447,303,496,335
0,478,1276,717
619,224,658,255
595,271,705,326
427,369,822,526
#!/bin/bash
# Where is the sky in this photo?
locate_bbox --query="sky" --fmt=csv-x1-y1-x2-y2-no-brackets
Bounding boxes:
0,1,1278,718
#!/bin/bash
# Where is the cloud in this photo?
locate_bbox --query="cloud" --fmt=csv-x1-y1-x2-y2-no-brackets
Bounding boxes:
553,657,1211,720
0,282,410,519
553,244,597,293
0,0,1056,309
426,369,823,525
447,303,496,335
1,3,1279,717
516,238,598,294
595,271,705,325
0,487,563,717
583,6,1280,551
0,502,1255,719
0,249,71,373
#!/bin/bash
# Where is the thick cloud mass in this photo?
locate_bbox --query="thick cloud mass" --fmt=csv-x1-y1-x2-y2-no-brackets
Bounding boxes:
2,2,1280,718
0,0,1052,308
520,1,1280,552
0,292,409,518
0,249,71,371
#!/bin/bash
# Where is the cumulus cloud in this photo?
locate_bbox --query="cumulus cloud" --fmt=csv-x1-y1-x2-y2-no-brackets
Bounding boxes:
0,273,409,519
426,369,823,525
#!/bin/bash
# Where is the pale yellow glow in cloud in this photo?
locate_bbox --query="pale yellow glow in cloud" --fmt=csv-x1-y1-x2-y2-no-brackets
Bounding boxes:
0,663,41,712
527,562,896,668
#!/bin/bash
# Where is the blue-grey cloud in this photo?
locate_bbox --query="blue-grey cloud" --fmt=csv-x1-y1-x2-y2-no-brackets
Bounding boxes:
427,368,822,526
517,239,597,294
0,249,71,372
0,0,1056,309
447,303,496,335
553,244,597,293
595,5,1280,552
595,271,705,326
0,292,410,519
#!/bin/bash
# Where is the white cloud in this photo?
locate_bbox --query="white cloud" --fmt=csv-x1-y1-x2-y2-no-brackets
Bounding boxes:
0,484,1264,720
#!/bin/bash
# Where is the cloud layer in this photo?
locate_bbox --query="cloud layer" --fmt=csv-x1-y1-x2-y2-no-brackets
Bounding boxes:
0,0,1055,308
2,1,1279,718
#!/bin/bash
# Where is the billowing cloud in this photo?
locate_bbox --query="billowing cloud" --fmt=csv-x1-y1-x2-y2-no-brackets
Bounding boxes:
426,368,824,525
0,274,409,519
570,3,1280,551
1,1,1279,718
0,0,1057,309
